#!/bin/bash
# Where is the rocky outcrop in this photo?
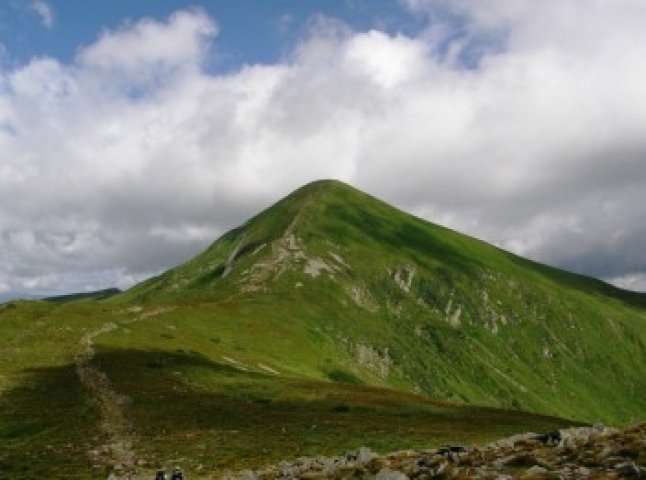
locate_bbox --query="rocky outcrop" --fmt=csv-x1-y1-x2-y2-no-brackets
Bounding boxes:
355,344,392,379
222,423,645,479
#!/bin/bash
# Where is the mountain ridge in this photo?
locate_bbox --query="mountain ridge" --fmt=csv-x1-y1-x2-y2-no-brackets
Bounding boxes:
122,179,646,307
113,179,646,424
1,179,644,477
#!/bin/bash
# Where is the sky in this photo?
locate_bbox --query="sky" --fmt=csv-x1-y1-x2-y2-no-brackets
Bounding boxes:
1,0,646,297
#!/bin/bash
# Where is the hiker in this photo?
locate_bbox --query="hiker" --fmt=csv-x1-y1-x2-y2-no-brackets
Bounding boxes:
438,445,466,463
155,469,167,480
171,467,184,480
534,431,561,445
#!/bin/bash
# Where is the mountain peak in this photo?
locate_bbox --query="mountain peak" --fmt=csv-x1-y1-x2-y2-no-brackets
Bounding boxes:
125,179,646,308
295,178,350,191
4,184,646,480
281,178,362,208
117,178,646,426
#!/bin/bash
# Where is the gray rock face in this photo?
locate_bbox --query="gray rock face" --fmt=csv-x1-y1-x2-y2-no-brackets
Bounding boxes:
222,422,646,479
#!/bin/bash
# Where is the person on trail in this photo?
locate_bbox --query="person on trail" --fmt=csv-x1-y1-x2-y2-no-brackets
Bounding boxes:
171,466,184,480
155,469,167,480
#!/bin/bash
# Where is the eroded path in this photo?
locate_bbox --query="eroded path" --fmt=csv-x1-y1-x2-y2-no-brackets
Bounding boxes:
76,322,136,475
75,307,175,477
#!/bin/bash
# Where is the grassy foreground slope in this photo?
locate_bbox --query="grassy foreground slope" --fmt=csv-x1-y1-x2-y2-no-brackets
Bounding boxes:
0,301,576,478
0,179,644,477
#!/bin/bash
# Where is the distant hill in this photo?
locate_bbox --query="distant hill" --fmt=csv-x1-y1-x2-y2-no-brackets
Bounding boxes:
1,288,121,305
0,179,643,477
43,287,121,304
0,292,43,303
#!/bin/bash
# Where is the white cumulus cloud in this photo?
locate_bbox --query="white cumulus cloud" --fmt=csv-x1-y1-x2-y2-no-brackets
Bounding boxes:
30,0,54,28
1,3,646,295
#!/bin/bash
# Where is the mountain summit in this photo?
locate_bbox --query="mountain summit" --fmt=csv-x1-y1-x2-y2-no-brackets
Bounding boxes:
125,179,646,423
2,180,644,477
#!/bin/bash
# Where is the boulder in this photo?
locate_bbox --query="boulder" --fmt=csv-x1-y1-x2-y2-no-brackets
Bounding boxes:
522,465,548,477
236,469,258,480
375,468,409,480
356,446,379,464
614,461,641,476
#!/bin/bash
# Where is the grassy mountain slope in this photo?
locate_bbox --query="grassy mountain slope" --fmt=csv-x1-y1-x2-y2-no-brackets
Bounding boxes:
122,179,646,424
1,179,644,477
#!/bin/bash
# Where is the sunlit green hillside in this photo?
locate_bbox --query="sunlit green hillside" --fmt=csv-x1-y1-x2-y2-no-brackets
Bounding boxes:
124,179,646,423
1,180,644,478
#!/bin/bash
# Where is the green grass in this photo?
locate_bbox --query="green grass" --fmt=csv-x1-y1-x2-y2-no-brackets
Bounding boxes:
1,179,645,477
0,300,578,477
104,351,575,474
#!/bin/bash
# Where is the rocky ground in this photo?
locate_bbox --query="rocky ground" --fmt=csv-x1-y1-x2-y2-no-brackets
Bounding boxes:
222,423,645,479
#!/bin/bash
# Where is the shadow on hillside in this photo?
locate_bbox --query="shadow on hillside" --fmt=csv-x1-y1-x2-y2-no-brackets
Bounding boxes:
0,347,580,475
328,205,483,275
0,362,100,477
503,249,646,309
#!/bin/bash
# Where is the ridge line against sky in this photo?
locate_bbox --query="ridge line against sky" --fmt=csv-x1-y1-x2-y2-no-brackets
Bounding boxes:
1,0,646,296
